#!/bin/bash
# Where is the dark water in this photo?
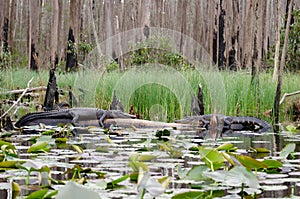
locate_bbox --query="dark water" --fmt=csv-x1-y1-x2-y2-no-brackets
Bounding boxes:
0,126,300,198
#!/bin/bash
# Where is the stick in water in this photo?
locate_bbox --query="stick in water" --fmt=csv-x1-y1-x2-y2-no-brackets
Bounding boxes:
0,77,34,119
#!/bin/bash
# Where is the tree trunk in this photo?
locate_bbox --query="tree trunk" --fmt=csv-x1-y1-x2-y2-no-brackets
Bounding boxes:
218,0,226,69
30,44,39,71
50,0,59,69
28,0,41,71
66,28,78,72
272,0,281,81
228,0,239,70
212,1,219,65
44,68,58,110
273,0,294,126
244,0,254,69
9,0,17,51
251,0,260,82
27,0,31,71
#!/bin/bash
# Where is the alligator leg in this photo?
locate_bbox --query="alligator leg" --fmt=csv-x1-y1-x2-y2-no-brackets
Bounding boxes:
69,110,80,127
99,111,106,127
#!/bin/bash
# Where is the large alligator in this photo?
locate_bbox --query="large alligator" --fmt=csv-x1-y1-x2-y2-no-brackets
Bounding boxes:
15,108,136,128
175,114,271,135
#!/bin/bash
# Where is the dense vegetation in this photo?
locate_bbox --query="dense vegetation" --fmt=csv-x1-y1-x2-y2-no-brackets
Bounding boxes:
1,68,299,123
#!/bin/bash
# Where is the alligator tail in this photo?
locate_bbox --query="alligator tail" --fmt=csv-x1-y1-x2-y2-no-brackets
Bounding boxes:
105,110,136,119
15,111,72,127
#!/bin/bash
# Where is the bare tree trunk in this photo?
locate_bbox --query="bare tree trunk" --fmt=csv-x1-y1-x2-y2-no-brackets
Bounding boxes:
212,1,219,65
28,0,41,71
27,0,31,71
177,0,187,54
50,0,59,69
66,0,80,71
272,0,281,81
69,0,82,43
240,0,247,68
218,0,226,69
141,0,151,40
244,0,254,69
251,0,260,81
9,0,16,51
0,0,287,72
0,1,9,43
261,0,268,59
57,0,64,61
273,0,294,125
228,0,239,70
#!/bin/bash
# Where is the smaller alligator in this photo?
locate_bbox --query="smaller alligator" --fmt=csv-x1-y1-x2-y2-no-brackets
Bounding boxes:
175,114,271,134
15,108,136,128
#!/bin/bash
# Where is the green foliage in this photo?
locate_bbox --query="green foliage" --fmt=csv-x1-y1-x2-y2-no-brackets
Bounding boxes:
27,141,50,153
198,147,225,171
280,143,295,159
128,36,193,70
66,40,77,55
78,34,94,62
106,60,119,72
0,49,11,70
63,164,106,181
0,140,18,161
78,41,93,55
106,174,129,189
26,188,49,199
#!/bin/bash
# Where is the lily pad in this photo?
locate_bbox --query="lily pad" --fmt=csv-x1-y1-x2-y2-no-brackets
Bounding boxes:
27,141,50,153
234,154,268,170
26,188,49,199
198,147,225,171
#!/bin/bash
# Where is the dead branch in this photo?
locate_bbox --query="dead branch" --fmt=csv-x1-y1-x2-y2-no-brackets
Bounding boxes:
0,86,47,95
279,90,300,105
0,77,34,119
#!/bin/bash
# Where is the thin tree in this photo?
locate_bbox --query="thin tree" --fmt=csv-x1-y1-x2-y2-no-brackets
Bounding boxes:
50,0,59,69
27,0,31,71
272,0,282,81
273,0,294,126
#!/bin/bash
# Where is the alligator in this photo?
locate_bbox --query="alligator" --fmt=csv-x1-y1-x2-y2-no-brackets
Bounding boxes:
175,114,271,135
15,108,136,128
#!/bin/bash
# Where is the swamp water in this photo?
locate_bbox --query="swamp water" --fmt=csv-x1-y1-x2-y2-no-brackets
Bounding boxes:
0,125,299,199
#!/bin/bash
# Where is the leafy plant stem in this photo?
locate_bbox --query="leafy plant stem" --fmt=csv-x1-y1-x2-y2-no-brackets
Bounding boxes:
140,188,146,199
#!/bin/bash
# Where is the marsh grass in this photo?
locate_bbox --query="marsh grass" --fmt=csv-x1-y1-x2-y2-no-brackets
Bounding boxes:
1,68,299,122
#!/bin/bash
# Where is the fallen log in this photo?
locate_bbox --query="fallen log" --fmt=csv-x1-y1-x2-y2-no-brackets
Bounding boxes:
0,86,47,96
103,118,192,129
15,117,193,130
